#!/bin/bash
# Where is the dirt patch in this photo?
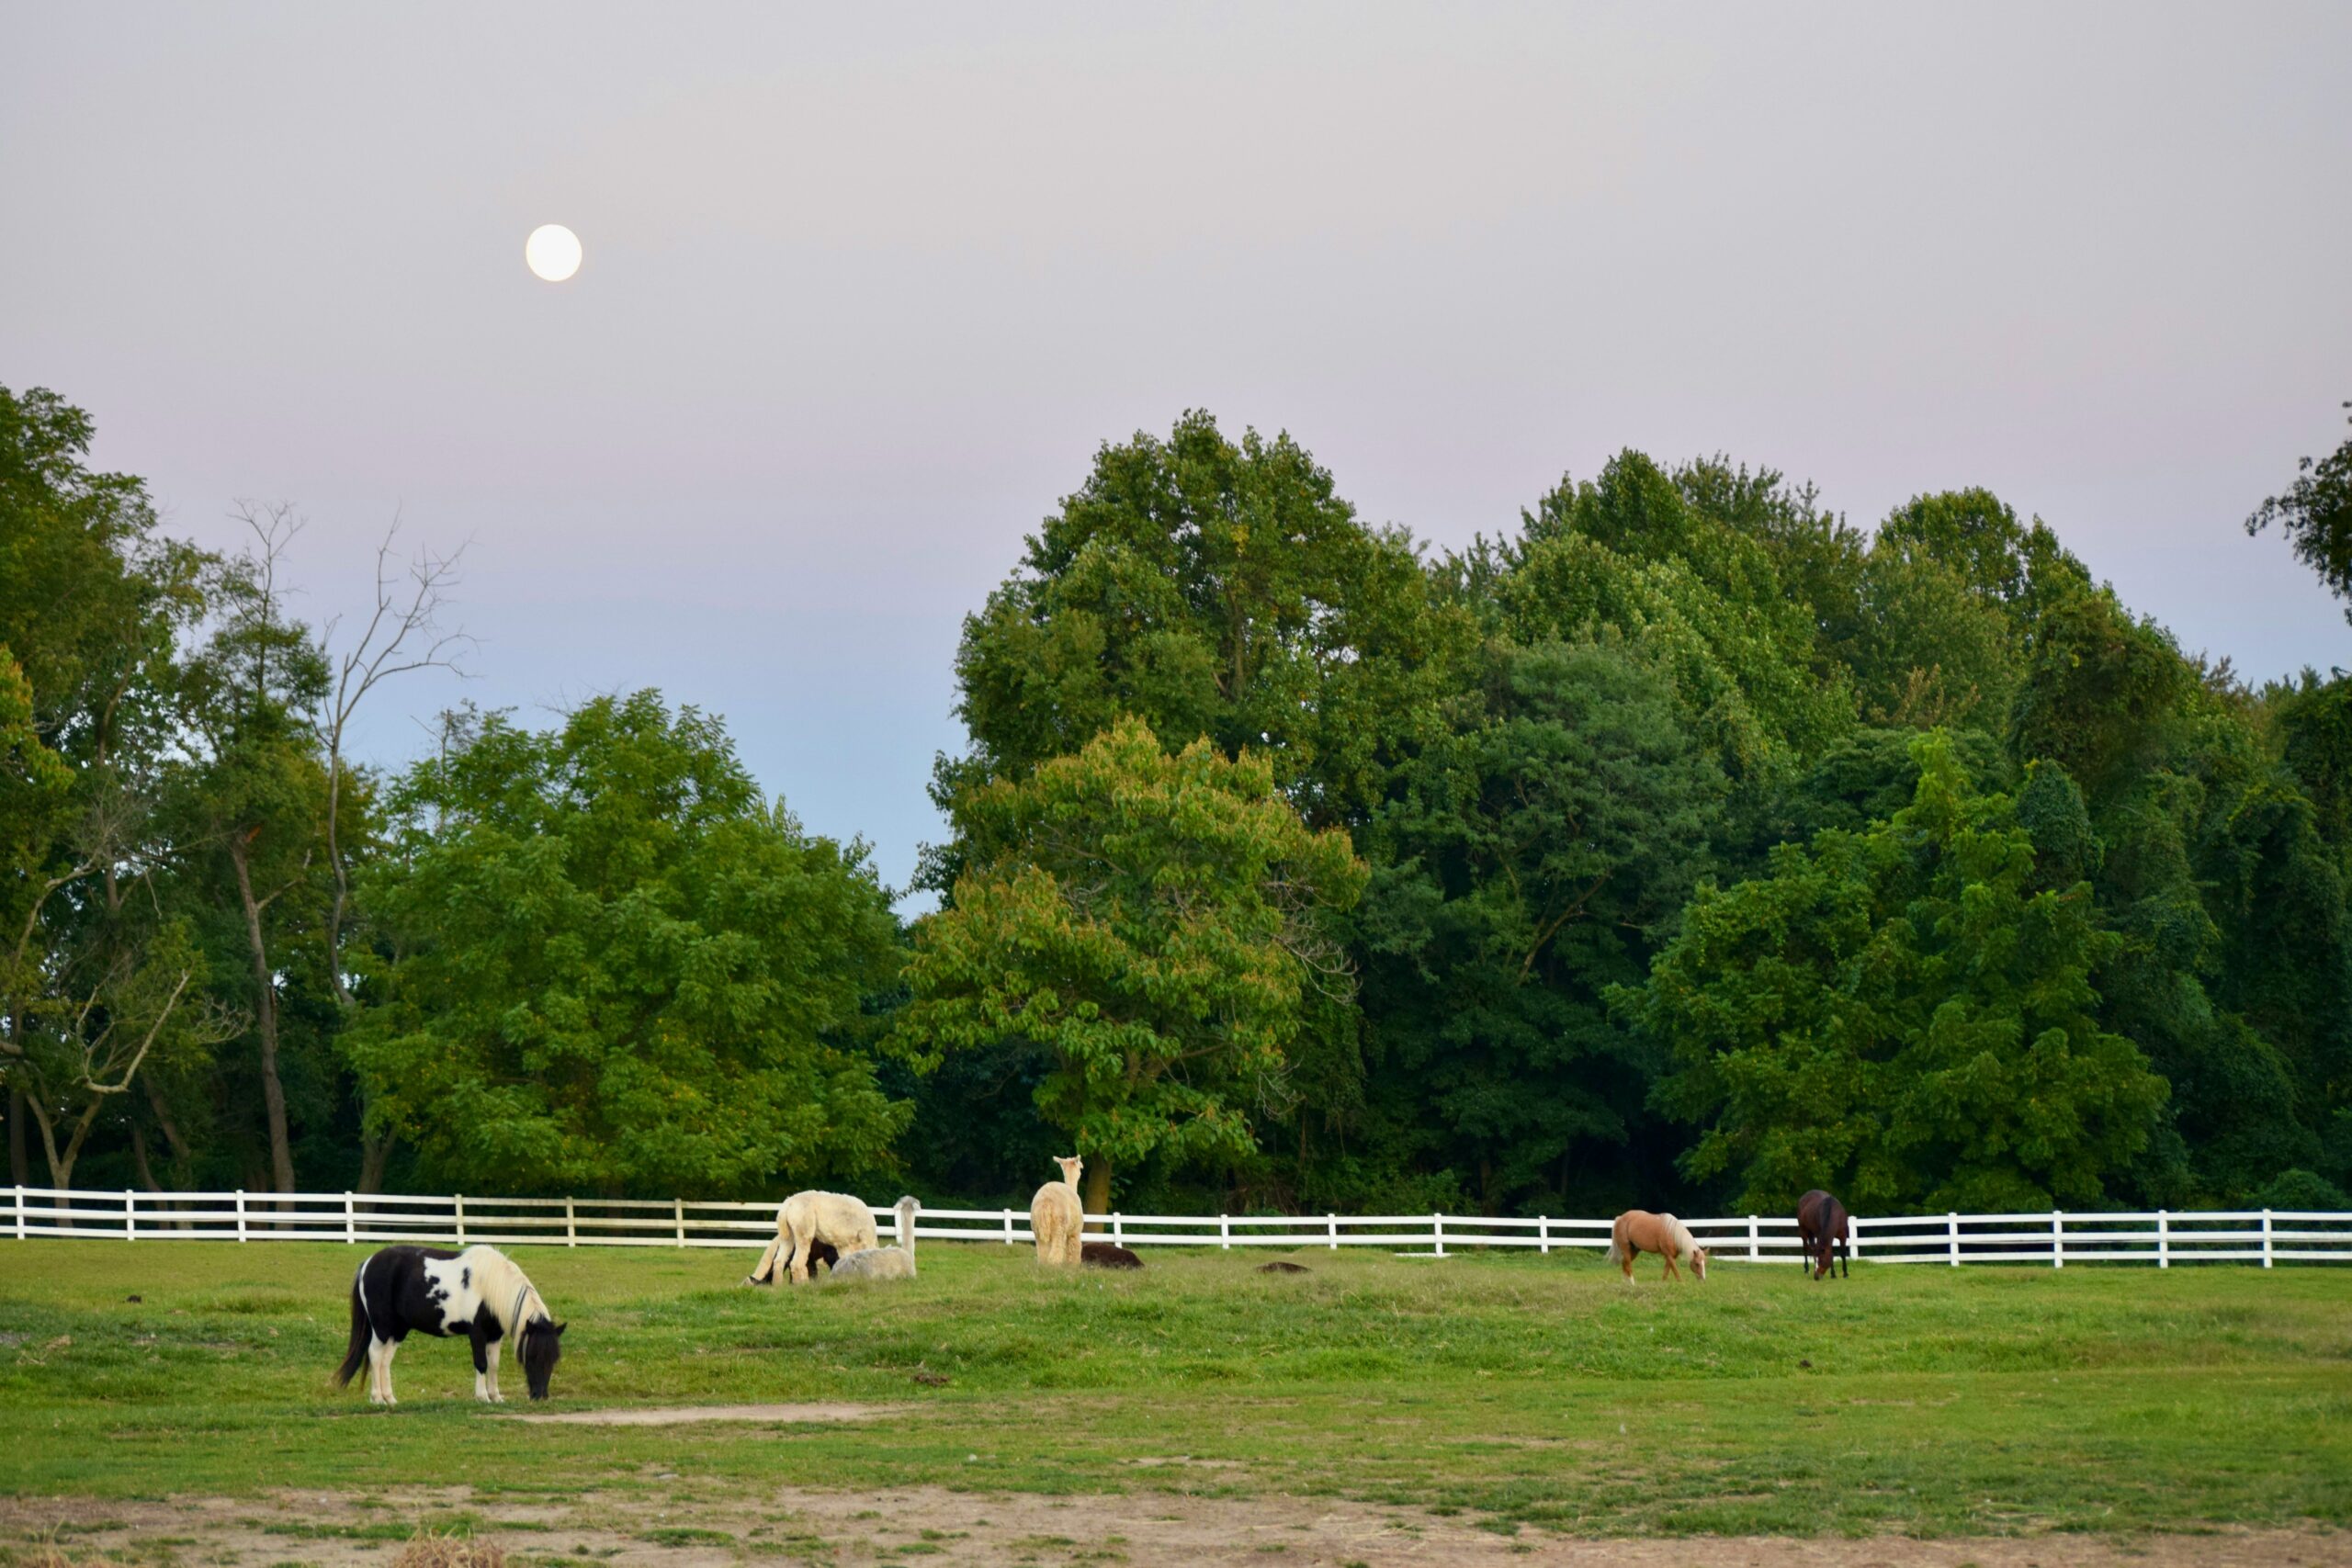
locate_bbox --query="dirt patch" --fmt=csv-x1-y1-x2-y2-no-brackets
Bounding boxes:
4,1488,2346,1568
507,1402,902,1427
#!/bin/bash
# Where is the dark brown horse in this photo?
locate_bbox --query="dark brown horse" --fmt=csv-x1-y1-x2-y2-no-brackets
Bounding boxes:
1796,1190,1849,1280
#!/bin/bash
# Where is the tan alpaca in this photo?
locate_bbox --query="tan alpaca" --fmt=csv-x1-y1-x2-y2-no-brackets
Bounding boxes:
1028,1156,1084,1266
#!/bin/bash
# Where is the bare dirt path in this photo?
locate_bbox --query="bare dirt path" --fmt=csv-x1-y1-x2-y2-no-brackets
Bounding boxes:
509,1403,903,1427
4,1489,2345,1568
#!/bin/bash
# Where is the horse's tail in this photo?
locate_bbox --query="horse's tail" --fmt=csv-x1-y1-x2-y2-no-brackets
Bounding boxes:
1605,1215,1626,1267
332,1268,368,1389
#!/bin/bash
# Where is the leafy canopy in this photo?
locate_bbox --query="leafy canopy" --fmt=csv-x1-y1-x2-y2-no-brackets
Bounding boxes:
1622,733,2167,1213
347,692,906,1195
898,718,1367,1202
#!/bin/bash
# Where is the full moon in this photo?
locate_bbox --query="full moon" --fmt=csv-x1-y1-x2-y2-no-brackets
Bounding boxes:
524,224,582,282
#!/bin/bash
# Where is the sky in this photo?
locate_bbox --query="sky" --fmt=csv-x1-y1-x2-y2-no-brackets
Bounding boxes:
4,2,2348,902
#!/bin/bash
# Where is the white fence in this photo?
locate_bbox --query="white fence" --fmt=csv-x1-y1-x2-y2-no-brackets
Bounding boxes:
6,1186,2349,1267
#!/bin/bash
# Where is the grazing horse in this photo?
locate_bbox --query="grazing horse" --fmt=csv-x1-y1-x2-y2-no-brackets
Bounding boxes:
334,1244,565,1405
1796,1190,1850,1280
1607,1210,1708,1283
745,1190,879,1286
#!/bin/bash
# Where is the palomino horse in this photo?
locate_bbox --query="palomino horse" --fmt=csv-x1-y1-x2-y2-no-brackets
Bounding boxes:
1797,1190,1850,1280
1607,1210,1708,1283
746,1190,879,1286
334,1244,565,1404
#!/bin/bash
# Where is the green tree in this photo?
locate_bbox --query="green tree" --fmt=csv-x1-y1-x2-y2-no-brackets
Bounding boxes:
1623,734,2166,1212
347,692,907,1195
899,718,1368,1213
943,410,1464,837
1354,640,1725,1213
169,513,334,1193
0,386,210,1189
2245,402,2352,625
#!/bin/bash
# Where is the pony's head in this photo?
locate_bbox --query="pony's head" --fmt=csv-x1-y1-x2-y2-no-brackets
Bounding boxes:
1054,1155,1083,1188
1688,1247,1709,1281
519,1317,566,1400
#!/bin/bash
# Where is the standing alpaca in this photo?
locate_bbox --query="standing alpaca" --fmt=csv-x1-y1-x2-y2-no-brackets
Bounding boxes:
1607,1210,1709,1283
744,1190,879,1285
830,1197,921,1281
1029,1155,1084,1266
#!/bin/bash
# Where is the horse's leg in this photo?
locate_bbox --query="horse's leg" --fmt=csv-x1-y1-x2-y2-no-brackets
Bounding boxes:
786,1224,812,1285
1662,1249,1681,1282
367,1337,388,1405
484,1337,504,1404
471,1326,493,1404
381,1339,400,1406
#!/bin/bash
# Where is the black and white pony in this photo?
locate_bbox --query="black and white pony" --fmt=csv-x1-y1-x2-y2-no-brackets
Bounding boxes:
334,1244,565,1405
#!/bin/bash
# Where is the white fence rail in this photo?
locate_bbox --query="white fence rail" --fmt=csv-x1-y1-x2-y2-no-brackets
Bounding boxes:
6,1186,2348,1267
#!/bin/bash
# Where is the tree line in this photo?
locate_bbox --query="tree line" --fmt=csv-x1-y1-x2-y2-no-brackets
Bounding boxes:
6,386,2348,1218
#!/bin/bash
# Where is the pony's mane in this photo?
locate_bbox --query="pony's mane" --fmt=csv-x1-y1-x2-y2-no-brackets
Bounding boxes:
473,1247,551,1333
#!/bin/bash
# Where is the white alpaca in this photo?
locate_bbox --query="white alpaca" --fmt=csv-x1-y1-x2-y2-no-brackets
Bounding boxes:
745,1190,880,1285
830,1197,920,1281
1028,1155,1084,1266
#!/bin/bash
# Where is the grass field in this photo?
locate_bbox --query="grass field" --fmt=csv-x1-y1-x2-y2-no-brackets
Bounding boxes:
1,1238,2347,1552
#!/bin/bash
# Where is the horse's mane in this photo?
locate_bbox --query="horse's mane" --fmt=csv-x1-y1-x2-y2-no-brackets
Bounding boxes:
473,1247,551,1333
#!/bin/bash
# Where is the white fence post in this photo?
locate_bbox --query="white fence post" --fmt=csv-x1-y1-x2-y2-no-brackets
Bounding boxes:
1850,1216,1861,1264
566,1196,577,1247
1433,1213,1445,1258
2262,1209,2274,1269
455,1193,466,1247
1747,1214,1758,1261
674,1198,686,1247
1329,1213,1339,1250
11,1185,21,1240
1002,1208,1014,1246
1112,1212,1123,1247
125,1190,136,1242
1539,1216,1550,1257
1948,1212,1959,1267
235,1190,247,1242
344,1191,356,1244
1220,1214,1231,1251
2052,1209,2064,1269
2157,1209,2169,1269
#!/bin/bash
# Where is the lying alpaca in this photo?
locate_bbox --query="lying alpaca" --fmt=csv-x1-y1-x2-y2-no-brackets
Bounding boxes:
1607,1210,1709,1283
745,1190,878,1285
831,1197,921,1282
1080,1241,1141,1269
1029,1155,1084,1266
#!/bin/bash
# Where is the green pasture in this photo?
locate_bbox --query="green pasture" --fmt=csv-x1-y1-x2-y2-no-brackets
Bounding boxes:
1,1239,2346,1539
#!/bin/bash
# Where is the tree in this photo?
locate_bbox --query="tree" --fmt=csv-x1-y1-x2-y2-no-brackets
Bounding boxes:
172,507,334,1193
899,718,1368,1213
0,385,209,1188
1482,455,1852,787
2245,402,2352,625
1353,640,1725,1213
943,411,1463,839
1623,734,2166,1212
311,516,469,1192
347,692,906,1195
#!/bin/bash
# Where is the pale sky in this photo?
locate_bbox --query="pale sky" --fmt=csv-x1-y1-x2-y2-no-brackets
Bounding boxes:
4,3,2347,900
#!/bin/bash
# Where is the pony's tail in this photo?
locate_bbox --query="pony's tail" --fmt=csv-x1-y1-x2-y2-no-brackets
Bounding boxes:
332,1273,368,1390
1604,1237,1624,1267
